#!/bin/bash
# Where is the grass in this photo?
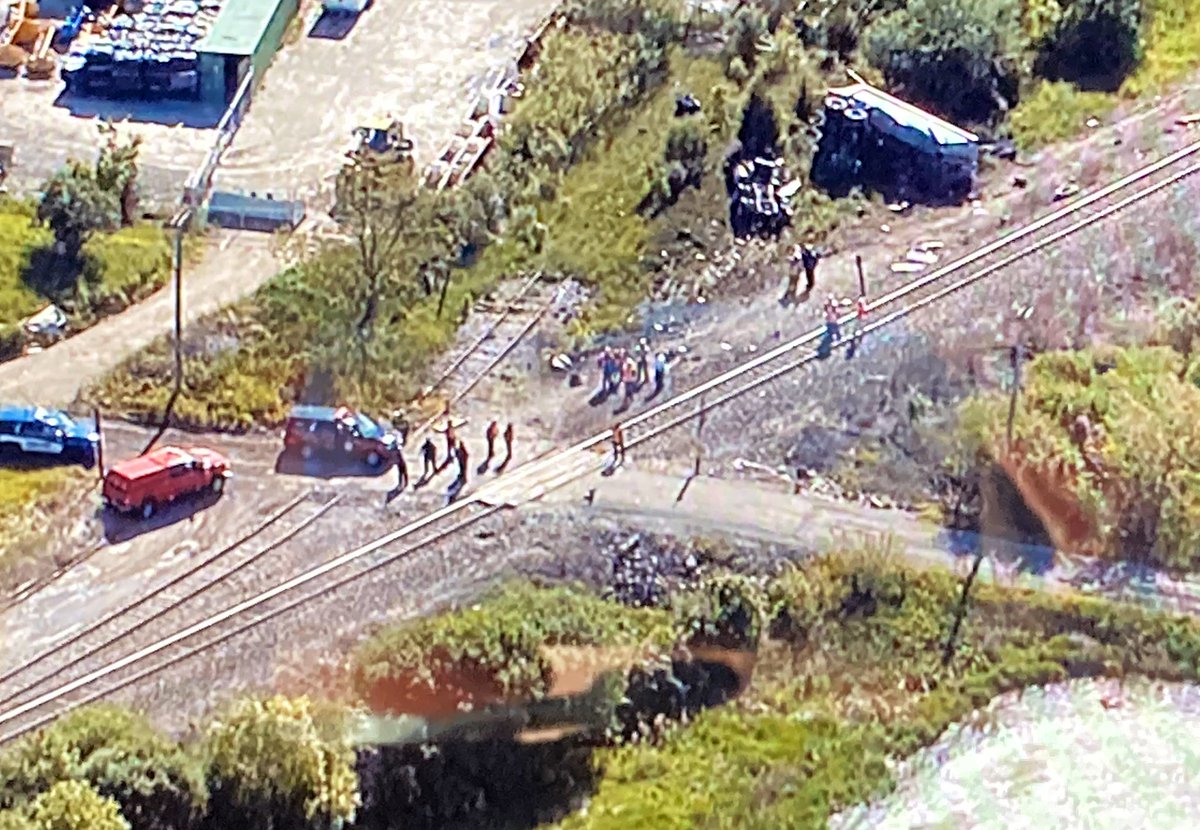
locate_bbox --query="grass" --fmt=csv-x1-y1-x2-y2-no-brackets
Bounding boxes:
0,465,89,583
1011,0,1200,147
0,204,52,326
0,200,172,333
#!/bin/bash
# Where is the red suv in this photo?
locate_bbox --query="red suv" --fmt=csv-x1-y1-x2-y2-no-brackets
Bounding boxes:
103,446,232,519
282,405,396,467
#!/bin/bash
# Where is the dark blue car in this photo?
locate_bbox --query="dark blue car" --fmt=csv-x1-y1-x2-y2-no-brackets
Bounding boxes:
0,406,99,466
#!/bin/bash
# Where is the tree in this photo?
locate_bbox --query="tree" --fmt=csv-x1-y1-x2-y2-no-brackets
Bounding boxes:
333,154,422,338
865,0,1028,123
36,125,142,261
36,161,119,261
200,696,359,830
27,781,129,830
95,124,141,227
0,705,207,830
722,6,770,79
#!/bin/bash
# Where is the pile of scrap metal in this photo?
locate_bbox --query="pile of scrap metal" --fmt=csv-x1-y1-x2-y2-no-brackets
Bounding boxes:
424,11,565,191
811,81,979,205
727,153,799,239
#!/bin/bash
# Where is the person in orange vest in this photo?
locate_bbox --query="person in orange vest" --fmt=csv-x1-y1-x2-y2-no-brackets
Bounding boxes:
611,422,626,467
502,422,515,466
847,293,869,359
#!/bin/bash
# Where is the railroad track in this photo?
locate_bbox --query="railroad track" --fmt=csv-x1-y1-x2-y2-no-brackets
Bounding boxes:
0,489,340,715
408,272,563,441
1,140,1199,743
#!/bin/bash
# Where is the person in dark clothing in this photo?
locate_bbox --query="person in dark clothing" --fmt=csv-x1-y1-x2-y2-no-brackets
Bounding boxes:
455,440,469,485
420,437,438,480
393,445,409,491
441,425,456,472
611,422,626,467
801,244,819,296
485,420,499,464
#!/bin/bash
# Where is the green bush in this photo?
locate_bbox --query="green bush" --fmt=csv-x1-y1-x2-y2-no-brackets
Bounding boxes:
351,583,675,704
0,706,207,830
865,0,1028,123
25,781,130,830
200,696,359,830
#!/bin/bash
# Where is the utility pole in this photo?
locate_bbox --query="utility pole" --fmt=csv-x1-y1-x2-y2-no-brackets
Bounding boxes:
855,253,866,297
1006,342,1023,452
141,211,189,455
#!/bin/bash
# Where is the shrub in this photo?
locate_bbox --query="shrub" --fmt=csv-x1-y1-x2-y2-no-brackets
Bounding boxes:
0,706,207,830
26,781,130,830
865,0,1028,123
0,324,25,361
200,696,359,830
951,345,1200,568
351,583,675,706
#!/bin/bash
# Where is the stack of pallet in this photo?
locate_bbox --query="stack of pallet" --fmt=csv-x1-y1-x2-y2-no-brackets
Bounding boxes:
61,0,223,99
424,10,569,191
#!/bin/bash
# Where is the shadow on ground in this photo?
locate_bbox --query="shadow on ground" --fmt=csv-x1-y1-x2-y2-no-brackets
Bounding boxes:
307,8,367,40
101,488,224,543
53,90,225,130
274,449,391,479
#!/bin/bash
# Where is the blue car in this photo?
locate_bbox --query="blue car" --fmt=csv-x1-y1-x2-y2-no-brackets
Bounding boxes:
0,406,99,466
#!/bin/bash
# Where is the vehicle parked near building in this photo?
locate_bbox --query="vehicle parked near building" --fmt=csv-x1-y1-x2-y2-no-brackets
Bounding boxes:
103,446,231,520
0,405,99,466
282,405,396,468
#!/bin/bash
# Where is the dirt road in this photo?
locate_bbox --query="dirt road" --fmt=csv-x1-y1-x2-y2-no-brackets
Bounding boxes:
0,231,281,407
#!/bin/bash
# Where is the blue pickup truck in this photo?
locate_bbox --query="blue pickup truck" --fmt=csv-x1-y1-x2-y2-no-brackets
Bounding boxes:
0,406,99,466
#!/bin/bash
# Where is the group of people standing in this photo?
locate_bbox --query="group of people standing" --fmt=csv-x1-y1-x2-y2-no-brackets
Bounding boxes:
390,409,515,500
596,338,670,408
786,242,871,358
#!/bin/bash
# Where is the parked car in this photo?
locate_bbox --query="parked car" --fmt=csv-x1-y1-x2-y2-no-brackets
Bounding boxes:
0,405,99,465
282,405,396,467
103,446,231,520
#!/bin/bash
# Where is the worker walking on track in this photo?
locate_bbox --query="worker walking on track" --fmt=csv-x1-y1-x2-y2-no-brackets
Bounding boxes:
651,352,669,398
801,244,820,296
456,440,470,486
393,444,409,492
502,422,515,468
847,293,869,359
611,422,626,468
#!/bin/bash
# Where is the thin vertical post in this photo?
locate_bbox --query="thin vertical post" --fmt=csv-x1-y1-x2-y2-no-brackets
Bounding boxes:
855,254,866,297
93,405,104,481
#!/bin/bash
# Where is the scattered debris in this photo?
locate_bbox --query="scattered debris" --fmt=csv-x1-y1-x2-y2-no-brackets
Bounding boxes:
1053,182,1081,202
674,93,701,117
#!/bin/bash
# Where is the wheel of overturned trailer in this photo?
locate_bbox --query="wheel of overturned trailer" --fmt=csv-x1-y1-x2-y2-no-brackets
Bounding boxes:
140,501,156,520
365,451,382,468
211,476,225,494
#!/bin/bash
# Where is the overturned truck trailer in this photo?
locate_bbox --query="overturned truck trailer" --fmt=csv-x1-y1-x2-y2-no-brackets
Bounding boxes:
812,82,979,205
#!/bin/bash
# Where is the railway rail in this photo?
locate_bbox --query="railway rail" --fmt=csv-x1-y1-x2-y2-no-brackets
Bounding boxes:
0,490,339,711
408,272,562,442
1,139,1198,744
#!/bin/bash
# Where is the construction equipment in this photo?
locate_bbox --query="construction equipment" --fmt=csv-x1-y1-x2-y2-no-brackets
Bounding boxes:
348,114,414,163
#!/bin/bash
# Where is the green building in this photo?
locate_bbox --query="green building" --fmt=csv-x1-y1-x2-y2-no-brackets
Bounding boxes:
197,0,300,106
